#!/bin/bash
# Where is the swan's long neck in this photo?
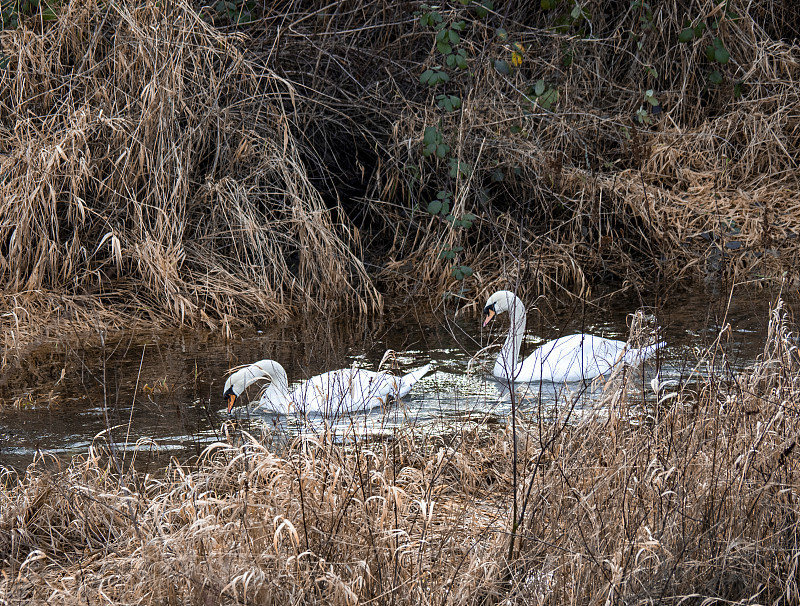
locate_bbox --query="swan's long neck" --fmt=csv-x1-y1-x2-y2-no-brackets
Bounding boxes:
249,360,290,400
495,294,526,379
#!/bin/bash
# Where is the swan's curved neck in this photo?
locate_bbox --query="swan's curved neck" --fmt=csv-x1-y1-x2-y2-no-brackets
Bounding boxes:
241,360,291,401
495,294,526,379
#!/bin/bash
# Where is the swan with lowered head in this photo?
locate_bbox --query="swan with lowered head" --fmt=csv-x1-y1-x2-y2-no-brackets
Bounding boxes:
224,356,432,417
482,290,663,383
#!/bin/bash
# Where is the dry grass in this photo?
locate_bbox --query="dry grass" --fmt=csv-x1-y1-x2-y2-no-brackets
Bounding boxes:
2,300,800,605
1,0,799,347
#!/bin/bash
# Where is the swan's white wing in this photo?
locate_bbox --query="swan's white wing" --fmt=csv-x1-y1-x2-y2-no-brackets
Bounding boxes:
289,364,432,417
289,368,399,416
517,334,629,383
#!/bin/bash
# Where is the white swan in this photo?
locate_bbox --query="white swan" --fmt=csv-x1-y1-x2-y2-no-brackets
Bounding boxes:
224,357,432,417
482,290,664,383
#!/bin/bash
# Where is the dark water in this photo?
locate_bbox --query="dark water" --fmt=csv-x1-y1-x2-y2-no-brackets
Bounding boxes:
0,288,783,472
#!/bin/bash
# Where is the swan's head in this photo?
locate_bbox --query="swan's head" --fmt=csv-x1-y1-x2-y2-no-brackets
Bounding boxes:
223,360,288,413
482,290,520,327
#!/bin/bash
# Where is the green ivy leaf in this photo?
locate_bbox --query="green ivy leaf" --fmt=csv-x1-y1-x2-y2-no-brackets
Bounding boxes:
423,126,438,145
428,200,443,214
494,59,510,75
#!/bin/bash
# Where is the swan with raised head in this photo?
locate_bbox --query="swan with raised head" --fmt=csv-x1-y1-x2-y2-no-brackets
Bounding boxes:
224,356,432,417
482,290,663,383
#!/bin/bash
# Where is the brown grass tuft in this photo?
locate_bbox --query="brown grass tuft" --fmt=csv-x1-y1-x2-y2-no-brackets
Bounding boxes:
2,301,800,604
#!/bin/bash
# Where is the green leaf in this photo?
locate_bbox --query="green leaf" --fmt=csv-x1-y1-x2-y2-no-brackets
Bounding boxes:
534,79,546,96
420,69,434,85
540,0,557,8
437,41,452,54
448,29,460,44
714,46,730,64
215,1,226,12
496,27,508,40
451,21,465,31
709,70,723,85
423,127,438,145
437,190,449,200
494,59,510,75
693,23,706,37
678,28,694,43
733,80,744,98
460,266,474,277
705,45,716,61
538,87,559,110
473,0,493,17
455,54,468,69
436,143,449,158
428,200,443,214
492,169,505,181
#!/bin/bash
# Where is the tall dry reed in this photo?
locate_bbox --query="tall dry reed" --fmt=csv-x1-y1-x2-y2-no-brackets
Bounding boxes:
2,300,800,604
1,0,799,349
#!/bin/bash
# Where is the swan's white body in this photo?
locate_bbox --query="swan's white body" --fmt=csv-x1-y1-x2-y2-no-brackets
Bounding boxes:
482,290,663,384
224,359,432,417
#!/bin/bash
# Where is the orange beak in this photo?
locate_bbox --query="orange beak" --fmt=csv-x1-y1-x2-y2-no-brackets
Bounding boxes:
482,308,496,328
227,393,237,413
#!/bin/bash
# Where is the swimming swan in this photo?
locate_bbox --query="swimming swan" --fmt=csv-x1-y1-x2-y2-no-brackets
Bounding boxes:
224,357,432,417
482,290,663,383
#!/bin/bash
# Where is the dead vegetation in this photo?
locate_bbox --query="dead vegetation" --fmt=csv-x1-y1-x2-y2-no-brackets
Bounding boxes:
1,300,800,605
1,0,799,341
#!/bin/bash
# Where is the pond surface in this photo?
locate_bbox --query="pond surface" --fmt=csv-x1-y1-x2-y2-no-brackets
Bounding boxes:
0,288,783,472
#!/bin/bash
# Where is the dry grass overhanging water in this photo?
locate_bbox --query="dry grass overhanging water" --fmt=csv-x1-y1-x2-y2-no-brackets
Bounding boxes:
2,301,800,605
1,0,800,359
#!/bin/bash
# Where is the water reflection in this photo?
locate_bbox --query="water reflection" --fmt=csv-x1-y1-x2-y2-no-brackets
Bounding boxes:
0,288,782,471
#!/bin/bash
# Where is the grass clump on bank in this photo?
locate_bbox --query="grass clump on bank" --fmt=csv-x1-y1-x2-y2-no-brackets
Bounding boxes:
1,0,799,347
2,301,800,604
